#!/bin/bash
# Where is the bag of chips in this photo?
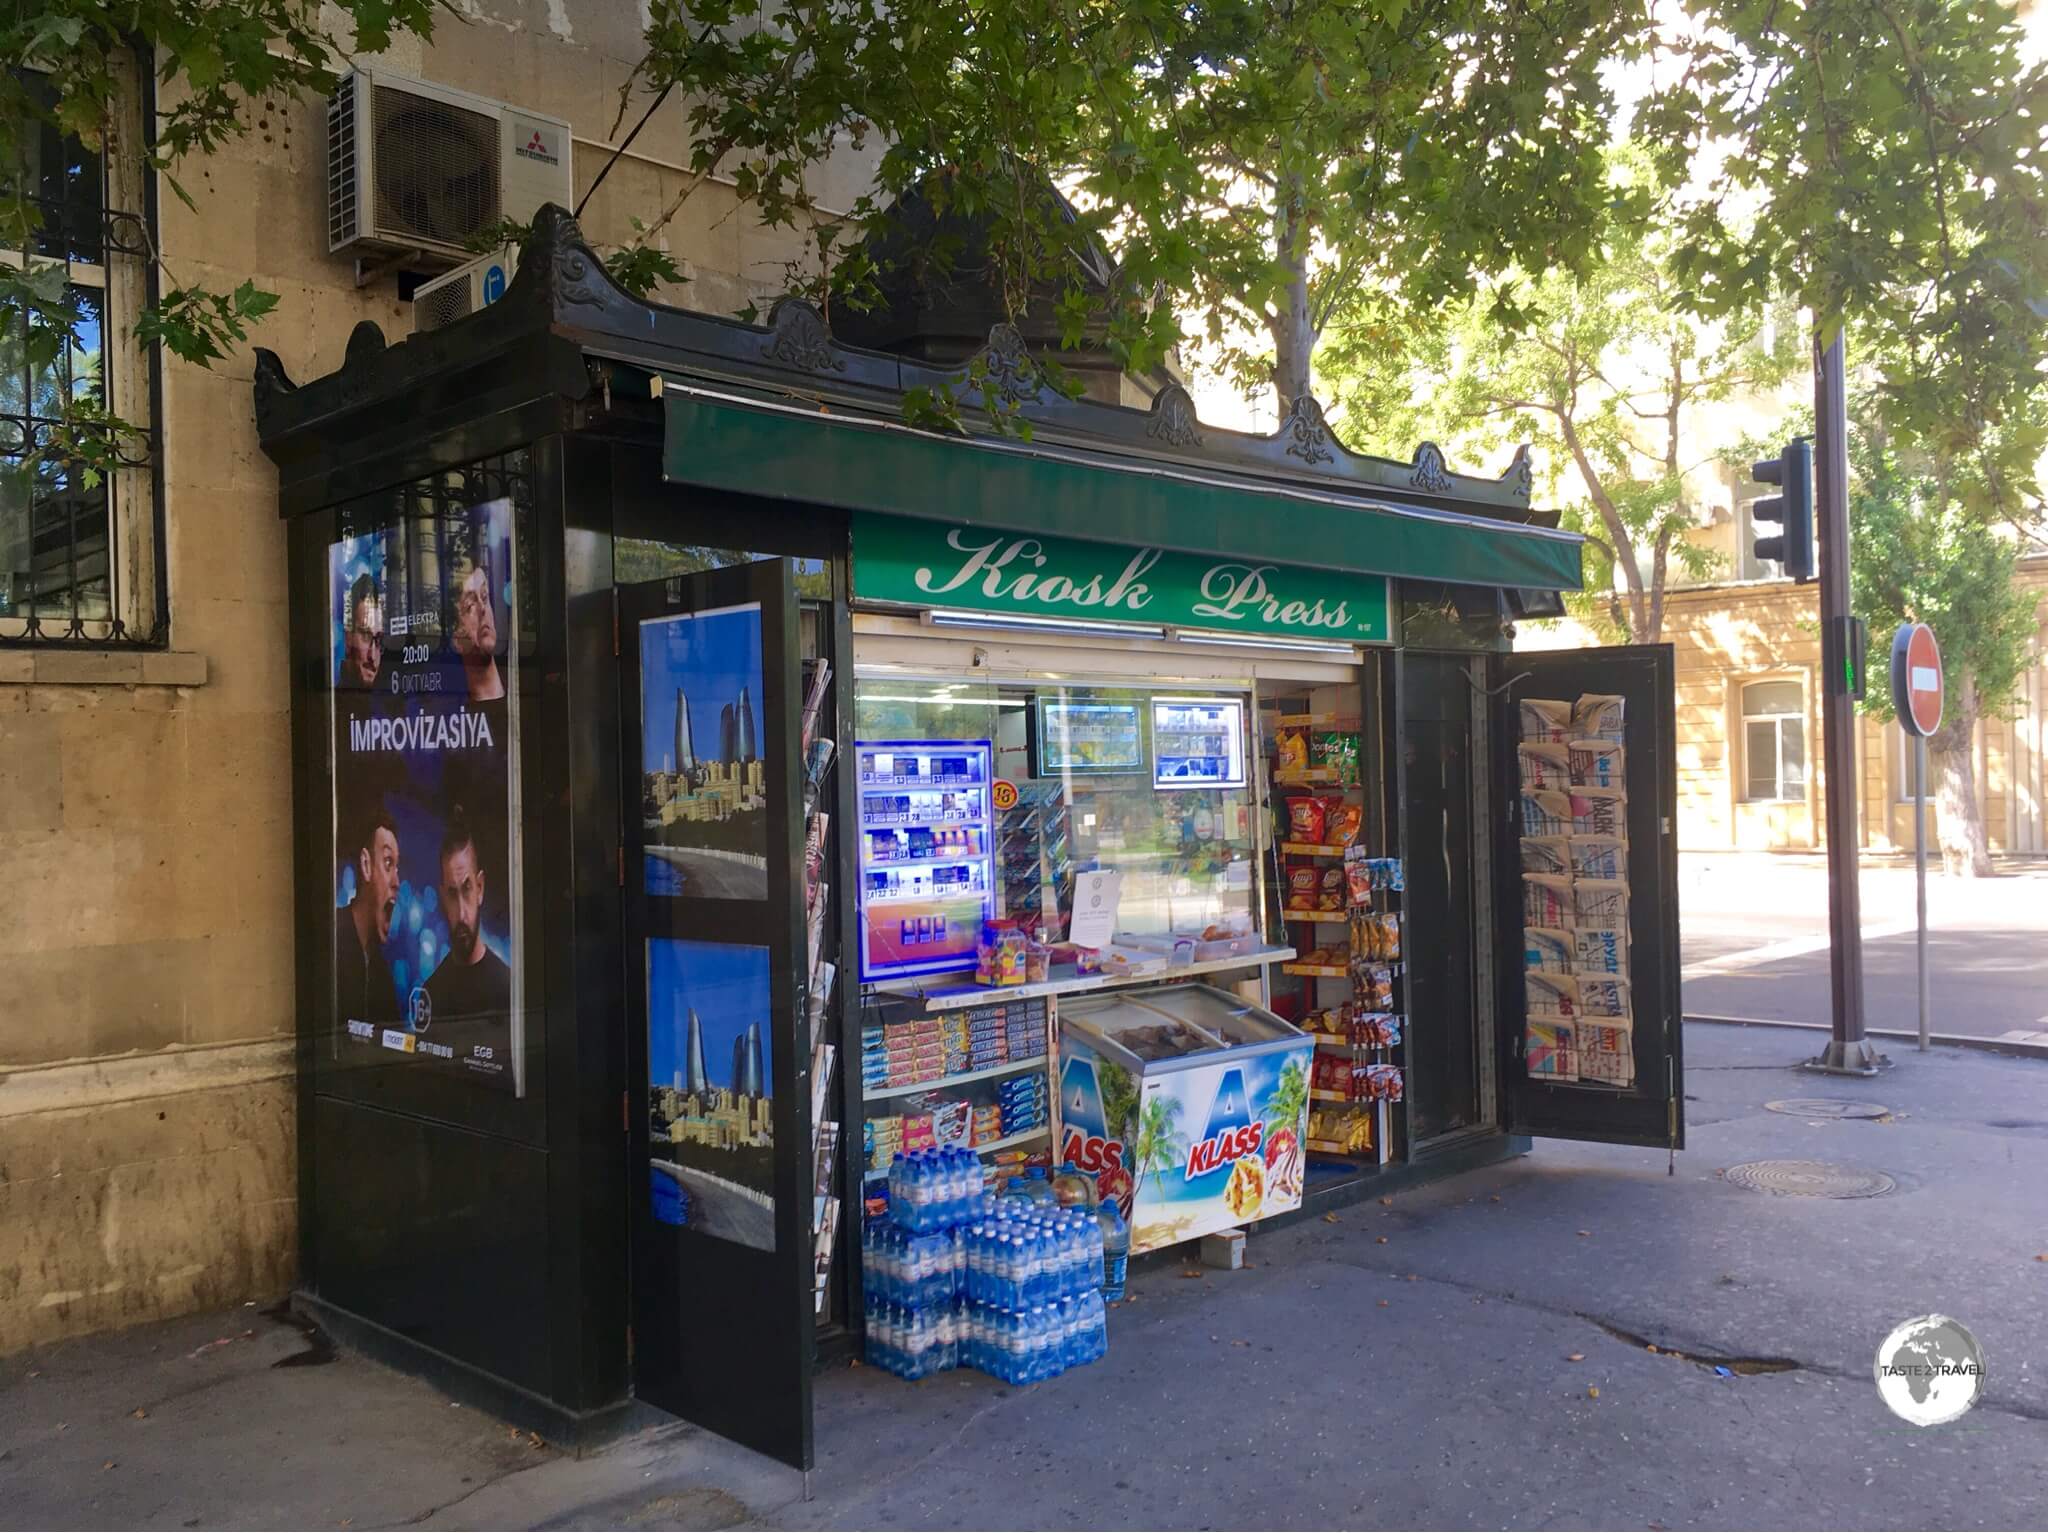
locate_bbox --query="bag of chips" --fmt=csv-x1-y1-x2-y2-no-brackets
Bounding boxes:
1288,863,1319,908
1276,725,1310,774
1326,799,1364,846
1287,796,1328,845
1346,857,1376,906
1318,865,1346,912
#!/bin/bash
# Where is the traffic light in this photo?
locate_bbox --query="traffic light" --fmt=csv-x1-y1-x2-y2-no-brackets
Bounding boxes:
1750,438,1816,583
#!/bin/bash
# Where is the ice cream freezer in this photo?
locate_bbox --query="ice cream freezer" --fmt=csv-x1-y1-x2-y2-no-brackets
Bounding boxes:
1055,984,1313,1255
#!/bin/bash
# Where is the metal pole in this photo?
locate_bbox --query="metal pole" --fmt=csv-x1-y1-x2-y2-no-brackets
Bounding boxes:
1805,327,1884,1074
1916,734,1929,1052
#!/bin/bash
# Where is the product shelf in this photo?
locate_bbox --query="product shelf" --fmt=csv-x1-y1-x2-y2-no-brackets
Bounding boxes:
862,1054,1049,1101
1280,842,1356,857
1284,963,1350,978
869,944,1297,1011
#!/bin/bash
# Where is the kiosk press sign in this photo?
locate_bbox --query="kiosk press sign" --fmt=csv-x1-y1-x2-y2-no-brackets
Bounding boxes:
852,513,1391,643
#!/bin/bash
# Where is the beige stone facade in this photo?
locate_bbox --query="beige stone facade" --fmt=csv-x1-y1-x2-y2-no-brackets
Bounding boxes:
1521,562,2048,856
1,3,863,1352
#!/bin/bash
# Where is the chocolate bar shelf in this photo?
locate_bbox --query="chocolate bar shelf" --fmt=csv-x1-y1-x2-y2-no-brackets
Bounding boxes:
863,1053,1049,1100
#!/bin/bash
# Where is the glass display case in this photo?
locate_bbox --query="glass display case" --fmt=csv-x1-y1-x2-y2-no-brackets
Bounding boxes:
856,740,995,981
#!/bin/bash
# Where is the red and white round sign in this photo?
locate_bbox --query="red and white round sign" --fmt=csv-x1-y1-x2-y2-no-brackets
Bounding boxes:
1890,623,1943,737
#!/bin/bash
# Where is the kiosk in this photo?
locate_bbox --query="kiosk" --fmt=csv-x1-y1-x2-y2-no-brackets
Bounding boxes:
255,206,1683,1470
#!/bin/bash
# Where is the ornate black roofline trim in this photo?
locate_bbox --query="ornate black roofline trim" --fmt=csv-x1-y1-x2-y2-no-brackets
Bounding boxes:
256,204,1545,521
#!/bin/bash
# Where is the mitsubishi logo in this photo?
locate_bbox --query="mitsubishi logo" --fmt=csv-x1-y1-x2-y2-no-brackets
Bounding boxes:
514,126,559,165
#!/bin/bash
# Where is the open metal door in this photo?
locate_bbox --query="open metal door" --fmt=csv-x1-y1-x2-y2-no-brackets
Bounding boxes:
619,560,815,1470
1492,645,1683,1152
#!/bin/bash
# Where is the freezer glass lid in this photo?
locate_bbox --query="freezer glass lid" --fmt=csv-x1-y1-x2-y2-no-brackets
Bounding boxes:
1062,984,1297,1060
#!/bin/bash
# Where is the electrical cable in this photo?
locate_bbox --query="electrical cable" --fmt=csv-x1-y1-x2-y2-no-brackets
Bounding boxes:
575,82,674,218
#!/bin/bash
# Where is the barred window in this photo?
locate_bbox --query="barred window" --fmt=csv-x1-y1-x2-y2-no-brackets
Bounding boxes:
2,62,159,645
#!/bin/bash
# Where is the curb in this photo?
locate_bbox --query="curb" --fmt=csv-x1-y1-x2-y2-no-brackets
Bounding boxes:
1685,1012,2048,1062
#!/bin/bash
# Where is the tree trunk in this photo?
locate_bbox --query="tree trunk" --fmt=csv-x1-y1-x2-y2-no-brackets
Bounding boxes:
1929,673,1992,877
1270,179,1314,413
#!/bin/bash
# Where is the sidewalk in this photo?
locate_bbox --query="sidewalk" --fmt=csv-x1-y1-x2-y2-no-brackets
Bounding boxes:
6,1022,2047,1530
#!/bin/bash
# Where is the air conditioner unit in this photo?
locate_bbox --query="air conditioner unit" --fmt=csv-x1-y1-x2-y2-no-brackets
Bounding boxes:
327,68,573,266
412,247,520,333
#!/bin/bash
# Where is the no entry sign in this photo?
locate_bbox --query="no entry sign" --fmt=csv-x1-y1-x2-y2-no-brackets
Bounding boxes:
1890,623,1943,737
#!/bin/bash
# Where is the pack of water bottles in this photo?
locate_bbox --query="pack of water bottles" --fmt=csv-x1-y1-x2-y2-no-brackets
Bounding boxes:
885,1146,987,1234
864,1169,1113,1383
861,1220,966,1310
865,1289,1107,1383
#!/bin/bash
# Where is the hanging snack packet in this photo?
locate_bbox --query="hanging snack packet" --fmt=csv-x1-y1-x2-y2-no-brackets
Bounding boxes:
1568,739,1626,790
1521,836,1572,877
1378,911,1402,961
1573,694,1626,745
1523,926,1572,972
1518,741,1571,791
1276,725,1310,774
1346,857,1376,906
1287,795,1328,845
1326,798,1364,846
1519,698,1573,744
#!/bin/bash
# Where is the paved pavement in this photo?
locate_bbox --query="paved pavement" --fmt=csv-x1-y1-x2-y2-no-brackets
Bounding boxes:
1681,853,2048,1042
6,1023,2047,1531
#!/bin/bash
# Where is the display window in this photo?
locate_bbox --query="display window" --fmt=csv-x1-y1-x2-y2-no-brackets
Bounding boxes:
853,676,1262,975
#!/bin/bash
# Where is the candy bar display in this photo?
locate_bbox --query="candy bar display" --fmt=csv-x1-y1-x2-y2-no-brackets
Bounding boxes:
1517,694,1636,1089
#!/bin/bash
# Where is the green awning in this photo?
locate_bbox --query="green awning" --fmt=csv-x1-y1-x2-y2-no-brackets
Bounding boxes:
655,379,1582,591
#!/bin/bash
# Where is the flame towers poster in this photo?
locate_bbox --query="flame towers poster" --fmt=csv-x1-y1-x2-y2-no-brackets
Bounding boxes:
639,603,769,899
647,939,777,1251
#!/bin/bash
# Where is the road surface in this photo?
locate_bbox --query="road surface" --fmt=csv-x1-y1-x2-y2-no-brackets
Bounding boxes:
651,1160,776,1249
644,845,769,899
1681,852,2048,1042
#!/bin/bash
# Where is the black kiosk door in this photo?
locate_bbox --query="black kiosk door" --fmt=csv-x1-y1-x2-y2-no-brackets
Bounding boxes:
1491,645,1684,1152
619,561,815,1470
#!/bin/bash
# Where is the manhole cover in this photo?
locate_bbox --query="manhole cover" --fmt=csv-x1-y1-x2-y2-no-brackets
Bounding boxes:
1724,1160,1897,1198
1764,1099,1889,1120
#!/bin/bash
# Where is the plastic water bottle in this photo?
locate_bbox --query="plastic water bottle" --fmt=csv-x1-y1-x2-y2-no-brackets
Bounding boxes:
1082,1288,1107,1363
1096,1199,1128,1301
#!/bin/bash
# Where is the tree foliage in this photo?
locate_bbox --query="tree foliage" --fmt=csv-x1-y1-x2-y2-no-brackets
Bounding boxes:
4,1,441,483
1325,159,1801,643
628,0,1644,416
1848,415,2041,873
1639,0,2048,521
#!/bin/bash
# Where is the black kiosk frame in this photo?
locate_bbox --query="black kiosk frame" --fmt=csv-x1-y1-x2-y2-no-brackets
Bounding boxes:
256,207,1683,1468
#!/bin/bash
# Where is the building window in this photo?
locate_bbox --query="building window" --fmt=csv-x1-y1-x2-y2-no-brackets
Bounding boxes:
1741,679,1807,802
2,63,158,645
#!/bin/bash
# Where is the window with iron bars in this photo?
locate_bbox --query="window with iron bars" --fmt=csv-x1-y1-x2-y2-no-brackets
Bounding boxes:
3,61,161,646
